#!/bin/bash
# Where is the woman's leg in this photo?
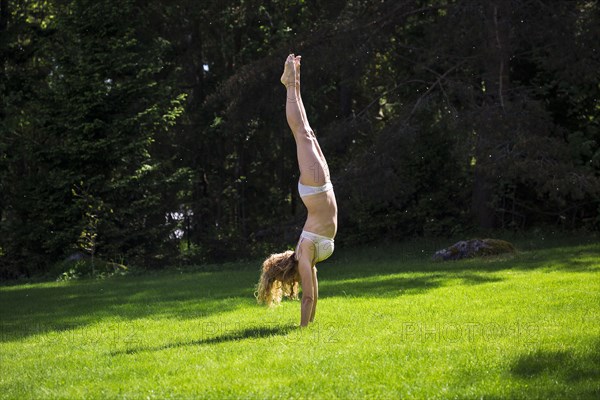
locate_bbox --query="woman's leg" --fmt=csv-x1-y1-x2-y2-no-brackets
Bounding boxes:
294,57,328,166
281,54,329,186
281,55,309,134
293,56,311,134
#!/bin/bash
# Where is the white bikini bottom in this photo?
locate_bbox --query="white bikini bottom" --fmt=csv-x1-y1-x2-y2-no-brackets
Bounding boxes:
296,230,335,263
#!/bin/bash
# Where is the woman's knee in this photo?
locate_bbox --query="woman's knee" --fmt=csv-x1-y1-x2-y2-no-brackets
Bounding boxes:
293,127,314,142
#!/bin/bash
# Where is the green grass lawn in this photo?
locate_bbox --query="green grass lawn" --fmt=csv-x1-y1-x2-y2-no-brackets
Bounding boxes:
1,235,599,399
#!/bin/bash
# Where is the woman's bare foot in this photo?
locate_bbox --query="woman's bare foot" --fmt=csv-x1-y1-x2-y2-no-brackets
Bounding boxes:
281,54,297,89
294,55,301,85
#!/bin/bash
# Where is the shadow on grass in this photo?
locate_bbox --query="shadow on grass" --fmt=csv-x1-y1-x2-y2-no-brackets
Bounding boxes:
459,272,505,285
322,274,443,298
110,324,296,356
494,343,600,399
321,271,504,298
511,346,600,382
0,270,259,342
1,240,597,342
450,339,600,399
316,240,597,300
324,241,599,281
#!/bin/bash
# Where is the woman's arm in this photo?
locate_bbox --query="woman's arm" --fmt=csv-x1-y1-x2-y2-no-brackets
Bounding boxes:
297,256,315,327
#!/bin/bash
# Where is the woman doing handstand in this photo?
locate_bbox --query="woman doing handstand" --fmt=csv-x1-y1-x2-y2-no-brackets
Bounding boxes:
256,54,338,327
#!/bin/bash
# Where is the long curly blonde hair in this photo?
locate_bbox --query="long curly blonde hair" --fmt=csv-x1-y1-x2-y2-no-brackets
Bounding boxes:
255,250,300,307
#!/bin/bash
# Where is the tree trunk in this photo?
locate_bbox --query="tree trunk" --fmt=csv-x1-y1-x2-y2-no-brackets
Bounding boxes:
471,166,496,230
470,1,511,230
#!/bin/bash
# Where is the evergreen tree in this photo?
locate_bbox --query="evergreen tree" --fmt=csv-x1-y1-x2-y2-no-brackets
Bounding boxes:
0,0,185,276
1,0,598,279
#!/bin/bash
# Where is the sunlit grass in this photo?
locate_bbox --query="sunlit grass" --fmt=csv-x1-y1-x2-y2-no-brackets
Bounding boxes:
1,235,599,399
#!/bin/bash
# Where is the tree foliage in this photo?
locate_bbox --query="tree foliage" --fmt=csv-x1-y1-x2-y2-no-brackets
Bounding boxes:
1,0,598,278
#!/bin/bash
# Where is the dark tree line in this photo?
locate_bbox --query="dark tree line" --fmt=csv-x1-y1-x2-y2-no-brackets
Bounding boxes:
1,0,598,278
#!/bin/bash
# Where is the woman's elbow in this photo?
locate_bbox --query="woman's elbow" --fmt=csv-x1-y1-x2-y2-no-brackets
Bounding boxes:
302,294,314,307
